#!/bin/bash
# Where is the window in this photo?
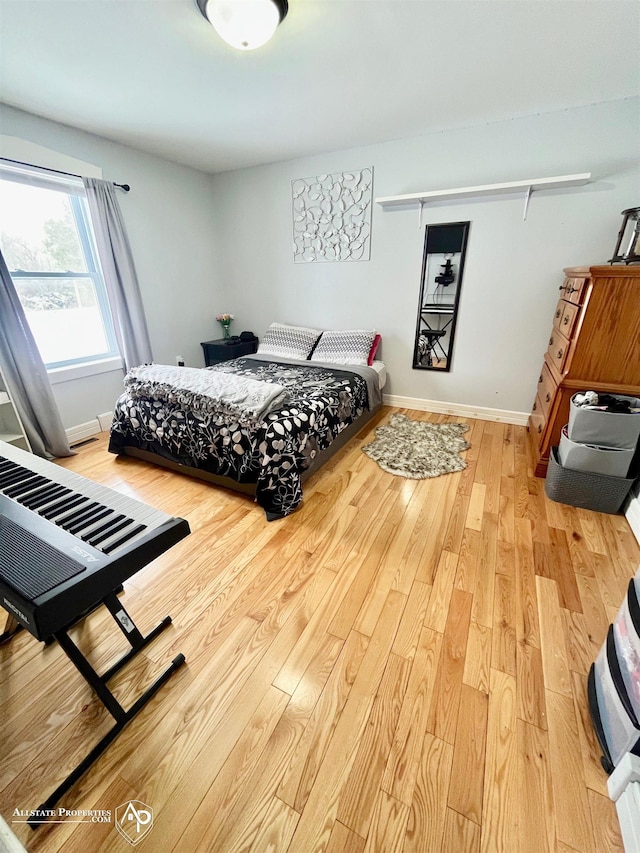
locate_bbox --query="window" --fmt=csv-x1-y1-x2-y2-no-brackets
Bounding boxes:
0,164,119,370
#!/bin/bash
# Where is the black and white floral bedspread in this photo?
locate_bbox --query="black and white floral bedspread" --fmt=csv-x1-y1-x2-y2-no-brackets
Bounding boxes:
109,356,378,520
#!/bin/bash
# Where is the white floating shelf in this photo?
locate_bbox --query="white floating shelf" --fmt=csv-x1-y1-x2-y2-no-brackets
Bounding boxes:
375,172,592,222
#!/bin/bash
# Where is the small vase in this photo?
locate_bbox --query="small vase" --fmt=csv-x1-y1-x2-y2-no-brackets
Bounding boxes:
221,324,231,340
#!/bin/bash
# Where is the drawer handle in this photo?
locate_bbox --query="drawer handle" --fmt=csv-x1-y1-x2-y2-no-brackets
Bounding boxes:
545,393,551,402
557,348,564,359
555,309,562,319
533,401,537,411
538,375,543,384
537,424,542,433
562,315,570,324
549,336,554,346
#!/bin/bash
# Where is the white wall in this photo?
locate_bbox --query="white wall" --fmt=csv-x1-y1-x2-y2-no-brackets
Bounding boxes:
0,104,219,429
210,98,639,416
1,99,637,426
2,99,638,535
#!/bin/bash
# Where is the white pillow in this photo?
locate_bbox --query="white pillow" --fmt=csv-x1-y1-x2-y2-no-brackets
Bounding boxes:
310,329,377,366
257,322,323,360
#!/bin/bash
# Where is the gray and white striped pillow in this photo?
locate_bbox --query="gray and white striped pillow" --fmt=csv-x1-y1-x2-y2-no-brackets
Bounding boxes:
257,323,323,360
310,329,377,366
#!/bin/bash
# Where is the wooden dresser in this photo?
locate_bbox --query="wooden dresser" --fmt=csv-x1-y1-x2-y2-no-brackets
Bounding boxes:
528,265,640,477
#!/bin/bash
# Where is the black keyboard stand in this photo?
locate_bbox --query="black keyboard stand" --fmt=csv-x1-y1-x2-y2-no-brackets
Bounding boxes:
0,613,21,643
27,592,185,829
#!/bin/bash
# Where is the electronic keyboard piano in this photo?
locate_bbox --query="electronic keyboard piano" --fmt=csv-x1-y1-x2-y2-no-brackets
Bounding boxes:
0,439,189,640
0,439,190,827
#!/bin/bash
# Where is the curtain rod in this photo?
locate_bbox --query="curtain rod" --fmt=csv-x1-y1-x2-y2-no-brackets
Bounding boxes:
0,157,130,192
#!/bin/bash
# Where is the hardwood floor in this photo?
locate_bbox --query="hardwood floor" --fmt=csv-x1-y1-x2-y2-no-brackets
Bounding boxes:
1,408,638,852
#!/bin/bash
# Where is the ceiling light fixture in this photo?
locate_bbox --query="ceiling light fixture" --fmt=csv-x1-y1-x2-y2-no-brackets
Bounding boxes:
196,0,288,51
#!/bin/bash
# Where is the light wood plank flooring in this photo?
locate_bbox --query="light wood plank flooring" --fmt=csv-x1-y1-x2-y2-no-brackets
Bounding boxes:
1,408,638,852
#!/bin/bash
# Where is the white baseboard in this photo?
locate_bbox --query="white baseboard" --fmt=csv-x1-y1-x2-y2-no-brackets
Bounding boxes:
67,419,101,444
66,411,113,445
624,492,640,546
382,394,529,426
97,411,113,431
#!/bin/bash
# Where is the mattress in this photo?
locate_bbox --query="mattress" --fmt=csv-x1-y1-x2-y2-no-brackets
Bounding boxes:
370,360,387,390
109,355,383,520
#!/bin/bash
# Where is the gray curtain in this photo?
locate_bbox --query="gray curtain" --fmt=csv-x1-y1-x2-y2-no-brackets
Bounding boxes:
0,249,73,458
83,178,153,371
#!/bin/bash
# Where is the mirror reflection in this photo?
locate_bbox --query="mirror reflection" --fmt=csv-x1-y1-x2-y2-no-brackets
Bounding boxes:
413,221,470,372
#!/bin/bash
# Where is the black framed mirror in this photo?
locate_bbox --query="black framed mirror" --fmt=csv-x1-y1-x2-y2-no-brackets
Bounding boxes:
412,221,470,372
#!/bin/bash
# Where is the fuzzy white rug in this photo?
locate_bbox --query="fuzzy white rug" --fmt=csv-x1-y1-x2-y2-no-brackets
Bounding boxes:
362,413,469,478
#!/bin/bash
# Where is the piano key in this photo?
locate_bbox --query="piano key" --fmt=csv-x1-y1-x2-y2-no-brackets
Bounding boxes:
0,445,170,534
59,501,101,530
36,490,103,520
109,502,167,531
21,484,69,510
96,518,150,553
44,500,100,528
0,459,21,471
40,494,88,521
0,462,25,476
102,524,147,555
49,497,98,528
3,475,48,499
55,476,167,530
0,468,31,489
74,509,132,542
99,521,168,556
76,512,162,552
66,506,113,536
0,461,29,476
69,493,143,535
85,514,128,546
83,493,165,533
8,473,50,492
88,518,135,548
3,469,97,518
7,484,62,509
32,490,79,517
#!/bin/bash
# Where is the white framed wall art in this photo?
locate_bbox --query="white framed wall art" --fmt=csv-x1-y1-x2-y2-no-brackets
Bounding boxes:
292,167,373,263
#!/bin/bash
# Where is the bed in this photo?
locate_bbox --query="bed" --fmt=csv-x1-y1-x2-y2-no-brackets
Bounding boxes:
108,325,385,520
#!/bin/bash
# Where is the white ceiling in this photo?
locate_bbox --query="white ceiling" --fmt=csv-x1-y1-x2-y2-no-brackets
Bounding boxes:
0,1,638,175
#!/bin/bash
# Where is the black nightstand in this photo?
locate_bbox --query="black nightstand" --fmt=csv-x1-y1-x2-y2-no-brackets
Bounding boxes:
200,337,258,366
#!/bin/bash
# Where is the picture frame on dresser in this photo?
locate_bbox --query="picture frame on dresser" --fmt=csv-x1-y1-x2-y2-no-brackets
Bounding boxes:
528,266,640,478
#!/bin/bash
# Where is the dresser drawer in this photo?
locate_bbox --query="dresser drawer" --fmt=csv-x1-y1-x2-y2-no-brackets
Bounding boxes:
529,395,547,448
546,327,571,374
560,274,589,305
552,298,580,338
558,300,580,338
537,361,557,417
552,298,565,330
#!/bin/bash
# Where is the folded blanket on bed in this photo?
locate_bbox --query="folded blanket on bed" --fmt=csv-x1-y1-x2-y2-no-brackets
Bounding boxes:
124,364,288,424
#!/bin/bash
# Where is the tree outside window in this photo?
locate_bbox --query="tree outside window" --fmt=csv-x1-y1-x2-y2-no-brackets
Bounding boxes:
0,173,118,368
